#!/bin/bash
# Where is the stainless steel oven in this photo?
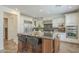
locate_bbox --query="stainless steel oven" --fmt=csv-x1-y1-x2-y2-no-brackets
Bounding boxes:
44,24,53,31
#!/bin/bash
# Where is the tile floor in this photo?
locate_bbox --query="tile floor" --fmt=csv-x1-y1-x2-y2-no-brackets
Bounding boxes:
0,41,79,53
59,41,79,53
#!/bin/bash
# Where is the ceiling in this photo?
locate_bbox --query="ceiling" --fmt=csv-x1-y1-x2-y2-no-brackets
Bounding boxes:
3,5,79,17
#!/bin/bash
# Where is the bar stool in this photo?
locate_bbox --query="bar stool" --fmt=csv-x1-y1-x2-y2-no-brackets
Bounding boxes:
34,38,42,53
27,36,42,53
21,35,27,52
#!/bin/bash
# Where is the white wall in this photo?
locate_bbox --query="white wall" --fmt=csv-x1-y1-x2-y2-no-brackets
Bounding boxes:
0,11,4,50
3,13,18,44
8,14,18,43
0,6,20,50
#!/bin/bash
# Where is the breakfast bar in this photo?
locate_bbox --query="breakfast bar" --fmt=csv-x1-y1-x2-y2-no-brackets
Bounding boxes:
17,34,60,53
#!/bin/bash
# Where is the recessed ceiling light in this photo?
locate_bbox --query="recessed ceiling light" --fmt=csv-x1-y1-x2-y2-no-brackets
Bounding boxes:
68,6,72,9
40,9,43,12
47,11,51,14
55,5,62,7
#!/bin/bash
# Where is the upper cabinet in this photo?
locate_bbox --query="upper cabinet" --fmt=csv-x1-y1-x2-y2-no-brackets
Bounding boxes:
43,20,53,31
65,12,79,26
43,20,52,24
53,16,65,28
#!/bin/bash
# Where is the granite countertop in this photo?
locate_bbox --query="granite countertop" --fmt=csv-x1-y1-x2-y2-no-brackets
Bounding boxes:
18,33,54,40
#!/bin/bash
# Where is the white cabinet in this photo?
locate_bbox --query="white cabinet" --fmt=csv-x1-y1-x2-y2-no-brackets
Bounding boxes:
53,17,65,28
65,12,79,40
65,12,79,26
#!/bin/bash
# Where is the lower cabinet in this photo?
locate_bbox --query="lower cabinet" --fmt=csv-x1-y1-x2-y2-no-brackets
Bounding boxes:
42,39,52,53
18,40,23,52
54,39,60,53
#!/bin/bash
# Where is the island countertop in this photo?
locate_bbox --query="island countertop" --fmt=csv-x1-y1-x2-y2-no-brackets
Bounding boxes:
17,33,59,40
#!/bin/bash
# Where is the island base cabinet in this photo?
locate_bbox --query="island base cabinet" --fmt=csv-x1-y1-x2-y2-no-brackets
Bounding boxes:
54,39,60,53
42,39,60,53
42,39,53,53
17,40,23,52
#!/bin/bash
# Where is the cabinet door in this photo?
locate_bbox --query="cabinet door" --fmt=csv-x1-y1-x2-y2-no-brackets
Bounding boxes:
42,39,52,53
54,39,60,53
18,40,23,52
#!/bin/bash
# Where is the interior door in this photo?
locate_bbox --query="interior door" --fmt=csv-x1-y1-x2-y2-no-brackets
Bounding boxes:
4,18,8,40
4,27,8,40
4,18,8,47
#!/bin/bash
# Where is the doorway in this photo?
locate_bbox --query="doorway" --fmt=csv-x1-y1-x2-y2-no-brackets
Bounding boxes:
3,12,18,52
3,18,8,50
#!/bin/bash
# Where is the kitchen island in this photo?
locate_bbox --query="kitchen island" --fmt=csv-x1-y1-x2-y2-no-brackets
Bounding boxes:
17,34,60,53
